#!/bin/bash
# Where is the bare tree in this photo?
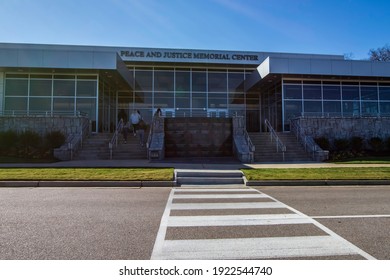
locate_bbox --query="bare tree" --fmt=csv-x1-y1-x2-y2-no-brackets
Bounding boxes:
369,44,390,61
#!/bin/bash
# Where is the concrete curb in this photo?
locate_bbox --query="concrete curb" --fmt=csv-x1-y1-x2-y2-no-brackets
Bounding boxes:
246,180,390,186
0,180,174,188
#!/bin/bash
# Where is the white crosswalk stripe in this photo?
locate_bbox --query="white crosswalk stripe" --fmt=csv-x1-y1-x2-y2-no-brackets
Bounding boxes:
151,187,376,260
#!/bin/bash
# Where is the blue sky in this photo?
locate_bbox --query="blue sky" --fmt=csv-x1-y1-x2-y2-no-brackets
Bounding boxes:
1,0,389,59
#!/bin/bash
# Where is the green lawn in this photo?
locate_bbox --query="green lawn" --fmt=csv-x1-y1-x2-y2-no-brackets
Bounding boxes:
241,167,390,180
0,168,174,181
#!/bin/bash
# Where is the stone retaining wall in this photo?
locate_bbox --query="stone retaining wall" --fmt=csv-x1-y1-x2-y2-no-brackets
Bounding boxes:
296,117,390,141
0,116,89,136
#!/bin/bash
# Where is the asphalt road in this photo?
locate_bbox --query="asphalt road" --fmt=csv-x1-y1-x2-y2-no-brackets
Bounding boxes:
0,185,389,260
0,187,170,259
254,185,390,260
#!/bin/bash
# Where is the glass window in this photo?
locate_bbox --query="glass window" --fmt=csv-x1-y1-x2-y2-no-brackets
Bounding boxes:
303,85,321,99
30,79,52,96
134,92,152,108
342,86,360,100
176,94,191,108
362,102,378,115
324,101,341,116
53,98,75,112
175,71,190,92
208,72,227,92
284,100,302,120
29,98,51,112
208,93,227,108
192,71,206,92
53,80,75,97
154,71,174,91
5,79,28,96
284,85,302,99
379,87,390,101
154,92,174,108
4,97,27,111
304,101,322,115
77,80,97,97
228,72,244,92
135,70,153,91
192,92,206,108
77,98,96,119
323,85,341,100
380,102,390,115
343,101,360,116
361,86,378,100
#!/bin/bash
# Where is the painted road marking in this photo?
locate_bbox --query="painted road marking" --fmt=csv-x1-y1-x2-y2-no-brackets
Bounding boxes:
151,187,376,260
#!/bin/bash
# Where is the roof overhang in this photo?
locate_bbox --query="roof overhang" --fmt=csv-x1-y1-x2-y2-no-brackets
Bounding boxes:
245,57,390,91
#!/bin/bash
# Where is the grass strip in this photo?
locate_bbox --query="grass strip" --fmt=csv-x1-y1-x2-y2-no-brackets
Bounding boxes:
242,167,390,181
0,168,174,181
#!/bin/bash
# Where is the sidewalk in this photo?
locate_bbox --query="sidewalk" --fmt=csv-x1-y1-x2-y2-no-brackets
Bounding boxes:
1,159,389,188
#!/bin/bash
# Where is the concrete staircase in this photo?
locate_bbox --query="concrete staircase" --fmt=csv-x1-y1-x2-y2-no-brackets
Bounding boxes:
75,132,147,160
249,132,313,163
176,169,244,186
76,133,111,160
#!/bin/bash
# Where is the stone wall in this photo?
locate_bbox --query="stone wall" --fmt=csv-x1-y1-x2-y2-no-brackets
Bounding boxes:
0,116,89,137
296,117,390,141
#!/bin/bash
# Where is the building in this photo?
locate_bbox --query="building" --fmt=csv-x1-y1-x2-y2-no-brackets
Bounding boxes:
1,43,390,161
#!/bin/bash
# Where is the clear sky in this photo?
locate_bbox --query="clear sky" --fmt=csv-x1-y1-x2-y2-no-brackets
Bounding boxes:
1,0,389,60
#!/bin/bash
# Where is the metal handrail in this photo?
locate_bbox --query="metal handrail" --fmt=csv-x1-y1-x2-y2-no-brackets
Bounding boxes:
109,119,124,159
264,119,286,161
67,117,91,160
290,119,323,160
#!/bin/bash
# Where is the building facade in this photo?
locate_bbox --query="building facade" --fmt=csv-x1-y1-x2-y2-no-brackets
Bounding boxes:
1,43,390,138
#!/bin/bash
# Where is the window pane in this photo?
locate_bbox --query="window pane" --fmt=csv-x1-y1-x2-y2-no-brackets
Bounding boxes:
324,101,341,116
208,72,227,92
284,85,302,99
192,92,206,108
380,102,390,116
4,97,27,111
342,86,359,100
154,92,174,108
192,71,206,92
135,70,153,91
29,98,51,111
77,98,96,119
208,93,227,108
53,98,74,112
304,101,322,115
176,91,190,108
343,101,360,116
30,79,52,96
134,92,152,108
77,80,97,97
175,71,190,92
361,86,378,100
228,72,244,92
362,102,378,115
154,71,174,91
303,85,321,99
53,80,75,96
5,79,28,96
379,87,390,101
284,100,302,120
323,86,341,100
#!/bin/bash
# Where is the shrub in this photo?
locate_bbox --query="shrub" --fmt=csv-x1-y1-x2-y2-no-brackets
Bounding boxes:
368,137,383,153
0,130,18,150
334,138,350,151
314,137,330,150
45,131,66,149
350,136,364,152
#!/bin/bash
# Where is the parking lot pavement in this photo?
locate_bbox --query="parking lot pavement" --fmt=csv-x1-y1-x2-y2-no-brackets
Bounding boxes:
254,185,390,260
